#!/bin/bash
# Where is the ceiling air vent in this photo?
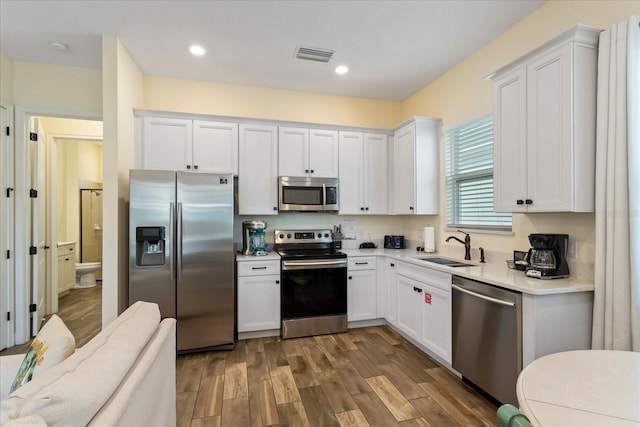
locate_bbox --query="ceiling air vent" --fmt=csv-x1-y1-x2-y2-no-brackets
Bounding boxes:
295,46,334,63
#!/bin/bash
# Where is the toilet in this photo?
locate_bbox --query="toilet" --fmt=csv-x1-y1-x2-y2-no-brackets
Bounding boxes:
75,262,101,288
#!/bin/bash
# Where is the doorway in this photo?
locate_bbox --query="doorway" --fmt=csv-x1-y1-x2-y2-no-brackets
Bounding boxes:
4,109,104,349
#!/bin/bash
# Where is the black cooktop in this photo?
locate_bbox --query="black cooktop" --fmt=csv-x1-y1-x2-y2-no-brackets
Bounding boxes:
276,248,346,260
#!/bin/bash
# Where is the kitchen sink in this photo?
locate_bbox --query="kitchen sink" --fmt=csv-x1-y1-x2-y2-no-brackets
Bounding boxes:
415,257,475,267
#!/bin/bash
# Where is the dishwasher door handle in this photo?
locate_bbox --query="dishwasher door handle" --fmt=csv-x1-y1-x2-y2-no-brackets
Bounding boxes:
452,284,515,307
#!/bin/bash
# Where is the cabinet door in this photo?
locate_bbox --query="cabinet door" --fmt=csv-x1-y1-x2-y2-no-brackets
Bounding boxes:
526,45,572,211
393,124,416,214
278,127,309,177
493,67,528,212
338,132,364,214
239,124,279,215
385,261,397,325
347,269,377,321
363,133,388,214
419,283,452,363
309,129,339,178
396,275,421,340
141,117,193,171
193,120,238,174
237,274,280,332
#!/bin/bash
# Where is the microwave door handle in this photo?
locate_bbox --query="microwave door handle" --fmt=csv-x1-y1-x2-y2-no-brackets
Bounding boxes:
322,183,326,210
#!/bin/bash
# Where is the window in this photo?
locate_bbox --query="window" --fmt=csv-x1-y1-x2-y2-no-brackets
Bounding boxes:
444,114,511,231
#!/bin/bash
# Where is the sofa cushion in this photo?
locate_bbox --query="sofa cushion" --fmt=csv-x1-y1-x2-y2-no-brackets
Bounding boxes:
1,301,161,426
10,315,75,393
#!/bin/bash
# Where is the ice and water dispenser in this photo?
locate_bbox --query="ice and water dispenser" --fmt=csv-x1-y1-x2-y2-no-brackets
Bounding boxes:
135,226,166,266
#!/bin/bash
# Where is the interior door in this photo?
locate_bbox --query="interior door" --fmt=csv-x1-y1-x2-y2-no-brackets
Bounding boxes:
30,117,47,335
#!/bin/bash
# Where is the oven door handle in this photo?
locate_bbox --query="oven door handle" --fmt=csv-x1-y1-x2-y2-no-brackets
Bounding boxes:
282,259,347,270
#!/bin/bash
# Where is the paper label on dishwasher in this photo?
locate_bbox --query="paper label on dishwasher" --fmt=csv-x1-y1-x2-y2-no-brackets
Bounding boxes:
424,293,432,305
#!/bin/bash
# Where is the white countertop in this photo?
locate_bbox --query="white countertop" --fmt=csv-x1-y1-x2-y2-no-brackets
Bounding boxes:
236,252,280,262
517,350,640,426
57,241,77,247
340,248,594,296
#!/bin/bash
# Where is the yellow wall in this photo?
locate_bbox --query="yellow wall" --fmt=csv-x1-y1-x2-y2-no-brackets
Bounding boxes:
102,36,144,325
143,76,400,129
12,61,102,113
39,117,103,139
399,1,638,272
0,53,13,104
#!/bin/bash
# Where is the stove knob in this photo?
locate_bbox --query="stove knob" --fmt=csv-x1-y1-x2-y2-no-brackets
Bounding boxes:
287,234,292,239
279,233,284,239
324,233,329,238
317,233,322,238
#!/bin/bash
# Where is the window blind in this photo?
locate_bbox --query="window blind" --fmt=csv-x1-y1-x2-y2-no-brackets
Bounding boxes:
445,114,511,231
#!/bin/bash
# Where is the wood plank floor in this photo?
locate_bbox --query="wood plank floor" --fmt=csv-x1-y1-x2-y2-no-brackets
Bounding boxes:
2,288,499,426
177,328,499,427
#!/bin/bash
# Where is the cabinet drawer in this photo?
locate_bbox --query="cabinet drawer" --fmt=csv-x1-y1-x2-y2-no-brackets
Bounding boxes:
58,244,76,255
348,256,377,270
237,260,280,277
397,261,451,292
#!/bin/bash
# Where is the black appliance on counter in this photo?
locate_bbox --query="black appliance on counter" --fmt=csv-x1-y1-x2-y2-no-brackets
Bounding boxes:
384,235,405,249
275,229,347,339
525,233,570,279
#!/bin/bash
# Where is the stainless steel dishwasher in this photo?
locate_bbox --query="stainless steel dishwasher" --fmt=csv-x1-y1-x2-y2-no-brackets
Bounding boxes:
452,275,522,405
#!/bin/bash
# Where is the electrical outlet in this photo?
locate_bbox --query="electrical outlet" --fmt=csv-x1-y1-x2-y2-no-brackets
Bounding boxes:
567,239,578,258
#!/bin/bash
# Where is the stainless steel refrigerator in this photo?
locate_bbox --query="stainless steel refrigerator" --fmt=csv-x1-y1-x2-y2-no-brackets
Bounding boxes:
129,170,235,353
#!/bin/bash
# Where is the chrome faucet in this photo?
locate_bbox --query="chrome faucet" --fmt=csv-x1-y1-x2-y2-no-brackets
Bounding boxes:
446,230,471,260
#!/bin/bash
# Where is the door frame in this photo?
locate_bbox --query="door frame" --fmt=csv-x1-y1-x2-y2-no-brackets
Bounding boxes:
0,103,15,350
13,107,101,345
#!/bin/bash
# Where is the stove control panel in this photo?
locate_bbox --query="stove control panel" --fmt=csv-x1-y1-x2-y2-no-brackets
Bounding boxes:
275,229,333,244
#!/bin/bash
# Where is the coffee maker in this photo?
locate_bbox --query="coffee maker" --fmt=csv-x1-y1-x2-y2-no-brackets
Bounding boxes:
525,233,570,279
241,220,267,255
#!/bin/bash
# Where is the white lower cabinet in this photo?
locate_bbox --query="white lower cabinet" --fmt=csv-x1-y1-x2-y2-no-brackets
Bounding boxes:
347,257,377,321
237,260,280,332
384,260,398,325
395,275,423,340
395,260,452,364
57,243,76,294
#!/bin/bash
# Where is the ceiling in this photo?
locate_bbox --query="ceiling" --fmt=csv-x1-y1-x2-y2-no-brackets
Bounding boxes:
0,0,545,102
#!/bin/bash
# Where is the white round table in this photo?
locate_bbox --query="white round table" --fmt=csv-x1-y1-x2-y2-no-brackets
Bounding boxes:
517,350,640,426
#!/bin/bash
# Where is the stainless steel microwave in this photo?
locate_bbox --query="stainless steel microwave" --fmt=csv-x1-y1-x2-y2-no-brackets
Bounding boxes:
279,176,339,212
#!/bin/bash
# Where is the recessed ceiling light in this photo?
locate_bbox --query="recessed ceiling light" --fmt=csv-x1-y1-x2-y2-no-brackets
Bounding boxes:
49,42,68,52
335,65,349,75
189,45,205,56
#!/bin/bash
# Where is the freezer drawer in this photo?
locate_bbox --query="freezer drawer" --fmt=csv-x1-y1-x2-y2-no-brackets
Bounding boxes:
452,275,522,405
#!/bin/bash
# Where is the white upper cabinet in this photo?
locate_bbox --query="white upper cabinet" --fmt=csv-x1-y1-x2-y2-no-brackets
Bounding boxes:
389,117,440,215
488,24,600,213
139,116,238,174
192,120,238,174
339,132,388,215
278,127,338,178
238,124,279,215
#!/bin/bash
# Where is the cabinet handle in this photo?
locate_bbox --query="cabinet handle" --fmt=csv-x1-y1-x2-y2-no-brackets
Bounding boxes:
365,207,369,211
275,280,280,284
415,287,423,293
273,206,278,211
355,262,368,265
516,199,524,205
305,169,309,173
360,207,365,211
186,165,191,170
525,199,533,205
310,169,314,173
65,258,69,261
409,206,414,211
44,245,50,250
390,263,395,267
252,266,267,270
194,165,198,170
348,276,353,280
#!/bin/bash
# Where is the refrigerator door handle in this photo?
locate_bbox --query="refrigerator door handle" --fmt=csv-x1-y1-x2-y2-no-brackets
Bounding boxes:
169,202,176,280
177,202,183,279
